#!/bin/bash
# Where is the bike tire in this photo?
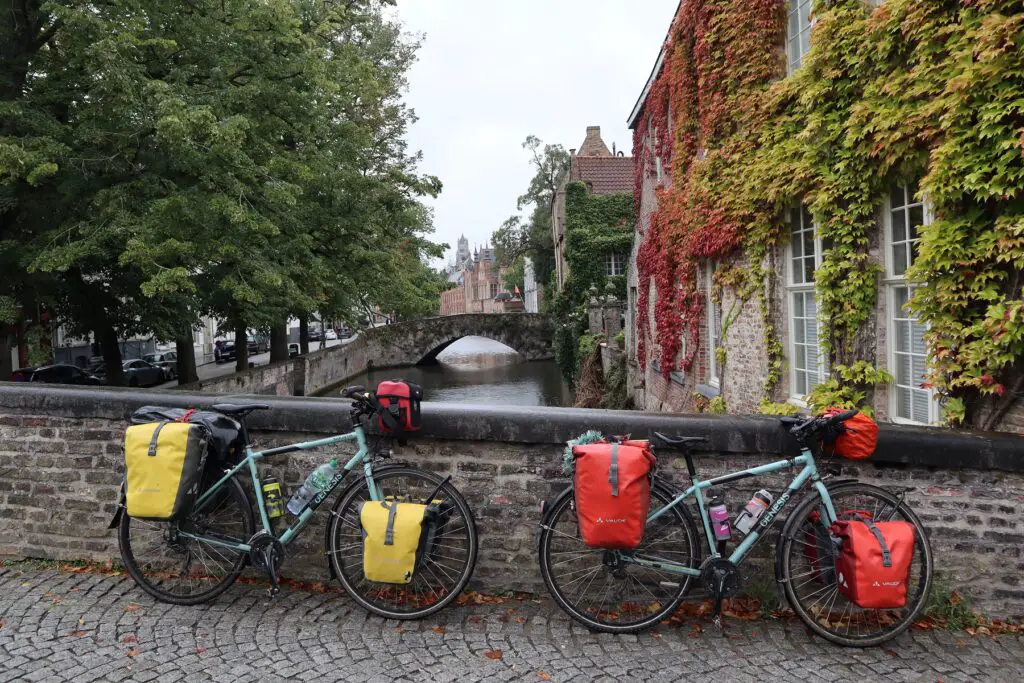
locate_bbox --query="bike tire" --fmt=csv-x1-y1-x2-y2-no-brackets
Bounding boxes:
778,481,933,647
326,466,478,620
538,482,700,634
119,476,254,606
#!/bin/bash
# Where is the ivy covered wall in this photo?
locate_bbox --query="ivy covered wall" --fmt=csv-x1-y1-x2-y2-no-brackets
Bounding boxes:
632,0,1024,430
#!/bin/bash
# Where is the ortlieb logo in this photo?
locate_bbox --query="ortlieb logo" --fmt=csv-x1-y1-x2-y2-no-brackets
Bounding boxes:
596,517,627,524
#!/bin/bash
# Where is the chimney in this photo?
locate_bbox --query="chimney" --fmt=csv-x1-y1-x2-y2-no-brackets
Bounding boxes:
579,126,611,157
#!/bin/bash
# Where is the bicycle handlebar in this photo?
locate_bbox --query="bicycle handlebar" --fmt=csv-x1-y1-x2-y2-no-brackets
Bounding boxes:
782,409,859,440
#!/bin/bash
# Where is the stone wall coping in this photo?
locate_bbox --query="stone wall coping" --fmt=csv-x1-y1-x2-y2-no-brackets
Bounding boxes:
2,383,1021,473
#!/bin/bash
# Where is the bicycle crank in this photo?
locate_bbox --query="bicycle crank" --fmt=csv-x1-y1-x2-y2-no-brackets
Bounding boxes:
248,532,285,598
699,557,743,627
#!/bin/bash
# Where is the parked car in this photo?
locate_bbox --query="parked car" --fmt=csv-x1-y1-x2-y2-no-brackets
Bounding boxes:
13,364,103,385
288,343,300,358
143,351,178,380
308,328,323,342
121,359,166,387
324,329,338,341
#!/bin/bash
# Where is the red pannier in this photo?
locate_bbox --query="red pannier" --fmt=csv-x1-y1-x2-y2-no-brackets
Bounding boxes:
572,442,656,549
831,517,915,609
804,508,872,584
376,380,423,434
822,408,878,460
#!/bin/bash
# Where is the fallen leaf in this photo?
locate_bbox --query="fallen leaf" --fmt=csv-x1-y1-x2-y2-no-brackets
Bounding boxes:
21,582,31,587
196,648,207,654
123,603,142,613
0,620,6,631
484,649,503,660
121,635,138,644
468,615,482,624
431,626,446,634
70,630,89,638
515,616,526,624
78,618,86,626
884,649,897,658
126,648,139,658
394,626,403,633
538,673,552,681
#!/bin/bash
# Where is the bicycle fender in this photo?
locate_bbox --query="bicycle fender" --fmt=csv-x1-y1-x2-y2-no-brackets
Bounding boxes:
107,478,127,530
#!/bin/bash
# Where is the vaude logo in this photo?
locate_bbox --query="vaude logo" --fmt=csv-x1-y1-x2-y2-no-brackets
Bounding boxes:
872,581,902,587
596,517,627,524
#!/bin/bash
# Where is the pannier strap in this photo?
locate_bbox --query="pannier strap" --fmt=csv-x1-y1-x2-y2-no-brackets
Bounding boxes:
383,502,398,546
147,421,169,457
609,444,619,497
854,513,892,568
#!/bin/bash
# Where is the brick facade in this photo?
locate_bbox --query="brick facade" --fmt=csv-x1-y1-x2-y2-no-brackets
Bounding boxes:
440,246,514,316
624,8,1024,433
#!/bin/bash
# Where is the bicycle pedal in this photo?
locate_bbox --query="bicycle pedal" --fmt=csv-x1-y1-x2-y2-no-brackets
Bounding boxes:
267,586,280,599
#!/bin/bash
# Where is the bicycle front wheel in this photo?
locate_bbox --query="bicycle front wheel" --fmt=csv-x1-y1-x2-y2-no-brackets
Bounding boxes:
779,482,933,647
538,483,700,633
119,476,254,605
326,466,478,619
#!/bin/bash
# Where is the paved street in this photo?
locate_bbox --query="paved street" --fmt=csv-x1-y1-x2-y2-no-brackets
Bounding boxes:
1,567,1021,682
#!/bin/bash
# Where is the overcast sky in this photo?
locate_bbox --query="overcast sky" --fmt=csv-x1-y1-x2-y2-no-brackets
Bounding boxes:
391,0,679,266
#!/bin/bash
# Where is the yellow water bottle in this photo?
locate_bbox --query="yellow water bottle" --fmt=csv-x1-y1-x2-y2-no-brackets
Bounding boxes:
262,475,284,519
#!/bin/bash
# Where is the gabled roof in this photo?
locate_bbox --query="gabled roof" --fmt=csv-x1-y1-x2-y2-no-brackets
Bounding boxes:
570,155,635,195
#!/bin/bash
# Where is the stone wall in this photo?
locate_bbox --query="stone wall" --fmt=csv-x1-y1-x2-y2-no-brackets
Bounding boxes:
1,384,1023,617
184,358,306,396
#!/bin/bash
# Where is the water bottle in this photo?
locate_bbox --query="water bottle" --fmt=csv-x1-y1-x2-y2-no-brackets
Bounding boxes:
708,496,731,541
286,459,338,516
733,489,774,536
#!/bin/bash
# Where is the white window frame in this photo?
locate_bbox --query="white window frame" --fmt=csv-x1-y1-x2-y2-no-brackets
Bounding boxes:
706,262,721,387
605,252,626,277
884,183,939,425
787,0,814,75
787,204,826,403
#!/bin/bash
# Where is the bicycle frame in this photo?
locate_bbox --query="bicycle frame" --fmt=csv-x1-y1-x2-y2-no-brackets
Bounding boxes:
176,424,381,554
623,446,837,577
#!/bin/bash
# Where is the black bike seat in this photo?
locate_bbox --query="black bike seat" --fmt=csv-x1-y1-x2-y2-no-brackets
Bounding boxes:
653,432,709,449
211,403,270,416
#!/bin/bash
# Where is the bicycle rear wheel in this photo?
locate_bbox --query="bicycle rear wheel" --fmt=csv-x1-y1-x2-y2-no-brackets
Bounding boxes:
779,482,932,647
538,483,700,633
326,466,478,619
119,476,254,605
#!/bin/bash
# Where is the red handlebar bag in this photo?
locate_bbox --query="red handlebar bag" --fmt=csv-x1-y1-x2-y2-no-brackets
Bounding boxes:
573,443,656,549
822,408,878,460
376,380,422,433
831,517,915,609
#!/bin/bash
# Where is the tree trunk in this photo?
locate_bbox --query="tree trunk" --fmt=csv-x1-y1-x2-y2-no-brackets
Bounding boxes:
234,324,248,372
98,321,124,386
0,327,13,379
175,330,198,385
299,316,309,355
269,322,289,363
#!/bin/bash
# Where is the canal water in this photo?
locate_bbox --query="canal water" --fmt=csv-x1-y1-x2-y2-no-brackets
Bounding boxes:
336,336,571,407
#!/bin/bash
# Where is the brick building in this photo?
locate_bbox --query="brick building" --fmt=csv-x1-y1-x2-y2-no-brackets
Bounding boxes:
625,2,1023,433
552,127,634,291
439,245,514,316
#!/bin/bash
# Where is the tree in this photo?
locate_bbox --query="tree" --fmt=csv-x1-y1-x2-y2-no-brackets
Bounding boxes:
491,136,568,290
2,0,443,383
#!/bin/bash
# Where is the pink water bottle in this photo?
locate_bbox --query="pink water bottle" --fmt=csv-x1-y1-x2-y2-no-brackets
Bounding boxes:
709,496,731,541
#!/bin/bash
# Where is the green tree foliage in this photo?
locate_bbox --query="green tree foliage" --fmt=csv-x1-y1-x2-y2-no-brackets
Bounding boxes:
563,183,632,302
491,136,568,290
0,0,442,383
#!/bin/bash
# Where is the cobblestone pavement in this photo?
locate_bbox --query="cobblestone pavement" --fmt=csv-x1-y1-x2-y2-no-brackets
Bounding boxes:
1,567,1022,682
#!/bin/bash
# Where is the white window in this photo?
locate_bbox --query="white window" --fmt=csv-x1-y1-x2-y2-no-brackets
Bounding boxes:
787,0,813,74
886,182,937,424
648,115,663,182
787,204,825,399
605,252,626,277
706,262,722,387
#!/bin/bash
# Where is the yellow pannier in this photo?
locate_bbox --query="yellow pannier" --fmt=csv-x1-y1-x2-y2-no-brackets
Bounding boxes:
358,500,430,584
125,421,208,520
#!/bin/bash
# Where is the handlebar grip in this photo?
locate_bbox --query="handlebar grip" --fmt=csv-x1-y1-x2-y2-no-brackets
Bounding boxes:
825,409,858,426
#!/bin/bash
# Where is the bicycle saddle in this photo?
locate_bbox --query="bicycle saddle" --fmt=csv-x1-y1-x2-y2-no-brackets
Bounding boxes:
211,403,270,416
652,432,708,449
